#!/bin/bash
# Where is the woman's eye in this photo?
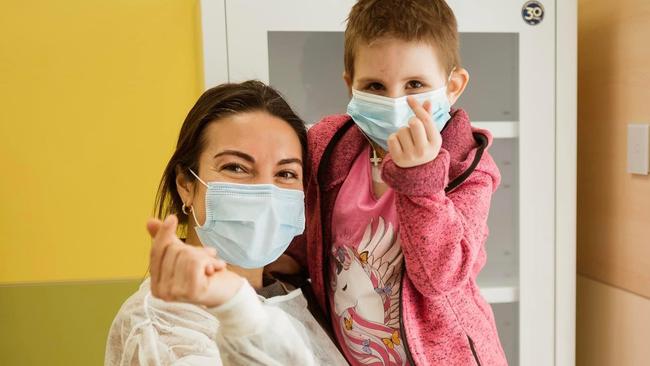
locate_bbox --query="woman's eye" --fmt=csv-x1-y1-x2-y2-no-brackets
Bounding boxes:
277,170,298,180
407,80,424,89
366,82,384,91
221,163,247,174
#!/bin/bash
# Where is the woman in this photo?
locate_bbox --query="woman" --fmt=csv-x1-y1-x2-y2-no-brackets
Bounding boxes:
105,81,347,365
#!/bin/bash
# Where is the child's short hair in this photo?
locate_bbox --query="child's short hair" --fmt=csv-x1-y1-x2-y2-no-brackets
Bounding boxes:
344,0,460,78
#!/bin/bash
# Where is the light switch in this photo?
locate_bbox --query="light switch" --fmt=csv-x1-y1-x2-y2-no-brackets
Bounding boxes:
628,124,649,175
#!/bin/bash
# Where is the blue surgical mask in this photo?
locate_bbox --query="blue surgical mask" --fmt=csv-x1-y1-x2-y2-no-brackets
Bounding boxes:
188,170,305,269
347,85,452,150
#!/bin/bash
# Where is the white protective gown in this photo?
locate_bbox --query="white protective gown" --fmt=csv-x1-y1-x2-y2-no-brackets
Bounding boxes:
105,278,348,365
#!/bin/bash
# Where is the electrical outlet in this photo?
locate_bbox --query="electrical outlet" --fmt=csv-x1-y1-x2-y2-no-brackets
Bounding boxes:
628,124,649,175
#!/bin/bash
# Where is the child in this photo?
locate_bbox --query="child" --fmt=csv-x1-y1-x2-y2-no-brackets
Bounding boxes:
271,0,507,364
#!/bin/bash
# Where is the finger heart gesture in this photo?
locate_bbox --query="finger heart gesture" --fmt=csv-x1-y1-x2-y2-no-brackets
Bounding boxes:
148,215,242,308
387,96,443,168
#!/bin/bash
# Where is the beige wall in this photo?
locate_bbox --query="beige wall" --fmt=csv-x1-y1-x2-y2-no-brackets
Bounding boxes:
576,276,650,366
577,0,650,364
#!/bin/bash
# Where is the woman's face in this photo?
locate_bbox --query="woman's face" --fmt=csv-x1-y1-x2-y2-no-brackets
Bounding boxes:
178,110,304,226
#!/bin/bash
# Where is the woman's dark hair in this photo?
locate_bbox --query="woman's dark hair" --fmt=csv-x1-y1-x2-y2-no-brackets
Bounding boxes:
154,80,308,226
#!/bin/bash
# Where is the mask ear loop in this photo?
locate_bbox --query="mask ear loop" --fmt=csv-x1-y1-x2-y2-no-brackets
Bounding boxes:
181,200,205,230
183,201,207,247
186,169,208,227
188,168,209,187
181,202,201,227
446,67,456,86
443,67,458,106
189,205,202,228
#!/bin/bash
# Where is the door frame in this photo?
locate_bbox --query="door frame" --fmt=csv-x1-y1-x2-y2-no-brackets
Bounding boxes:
199,1,576,365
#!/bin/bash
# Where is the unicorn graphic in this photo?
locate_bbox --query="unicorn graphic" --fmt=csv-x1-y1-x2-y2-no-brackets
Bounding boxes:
332,217,407,364
333,245,385,323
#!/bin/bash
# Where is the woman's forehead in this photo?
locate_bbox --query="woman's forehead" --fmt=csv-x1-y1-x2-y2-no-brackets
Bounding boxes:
202,111,302,161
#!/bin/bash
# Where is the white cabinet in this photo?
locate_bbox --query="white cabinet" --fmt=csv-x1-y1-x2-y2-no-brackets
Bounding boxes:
200,1,576,364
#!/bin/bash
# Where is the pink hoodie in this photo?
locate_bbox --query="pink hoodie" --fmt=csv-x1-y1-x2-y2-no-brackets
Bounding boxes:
288,109,508,365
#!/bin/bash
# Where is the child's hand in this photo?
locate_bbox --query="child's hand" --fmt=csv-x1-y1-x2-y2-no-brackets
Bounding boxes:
387,96,443,168
148,215,242,308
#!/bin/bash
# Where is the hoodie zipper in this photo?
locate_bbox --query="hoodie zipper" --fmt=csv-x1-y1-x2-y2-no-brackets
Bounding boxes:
467,335,482,366
398,267,416,366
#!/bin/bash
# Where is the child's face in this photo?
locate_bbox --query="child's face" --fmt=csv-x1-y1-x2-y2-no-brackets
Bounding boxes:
345,37,467,104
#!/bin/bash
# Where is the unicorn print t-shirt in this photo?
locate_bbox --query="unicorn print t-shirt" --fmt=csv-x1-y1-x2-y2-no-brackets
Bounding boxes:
329,145,407,365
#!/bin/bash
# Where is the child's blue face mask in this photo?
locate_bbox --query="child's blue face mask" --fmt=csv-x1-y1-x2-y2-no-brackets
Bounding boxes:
347,85,452,150
188,170,305,269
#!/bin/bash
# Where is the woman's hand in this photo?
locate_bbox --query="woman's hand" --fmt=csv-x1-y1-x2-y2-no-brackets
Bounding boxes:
387,97,443,168
148,215,243,308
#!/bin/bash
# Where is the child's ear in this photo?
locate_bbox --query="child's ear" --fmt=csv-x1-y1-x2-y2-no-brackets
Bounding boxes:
175,166,196,208
447,67,469,105
343,71,353,96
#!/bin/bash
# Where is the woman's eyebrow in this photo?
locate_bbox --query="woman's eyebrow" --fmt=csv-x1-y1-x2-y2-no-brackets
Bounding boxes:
278,158,302,166
214,150,255,163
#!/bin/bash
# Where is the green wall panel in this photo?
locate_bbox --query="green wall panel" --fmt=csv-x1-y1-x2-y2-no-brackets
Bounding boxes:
0,279,141,365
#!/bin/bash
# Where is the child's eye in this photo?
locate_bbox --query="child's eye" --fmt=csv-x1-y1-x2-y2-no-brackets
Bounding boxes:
221,163,248,174
277,170,298,180
366,82,385,91
406,80,424,89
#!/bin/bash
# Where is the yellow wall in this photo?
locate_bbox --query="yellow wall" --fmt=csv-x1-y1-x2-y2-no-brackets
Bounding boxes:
577,0,650,363
0,0,203,283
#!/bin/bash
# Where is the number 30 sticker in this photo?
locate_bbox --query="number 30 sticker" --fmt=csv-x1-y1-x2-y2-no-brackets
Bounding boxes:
522,1,544,25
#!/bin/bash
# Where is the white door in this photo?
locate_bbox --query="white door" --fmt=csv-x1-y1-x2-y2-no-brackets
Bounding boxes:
201,1,559,365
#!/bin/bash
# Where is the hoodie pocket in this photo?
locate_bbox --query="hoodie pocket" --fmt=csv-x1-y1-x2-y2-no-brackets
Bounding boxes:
467,335,482,366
